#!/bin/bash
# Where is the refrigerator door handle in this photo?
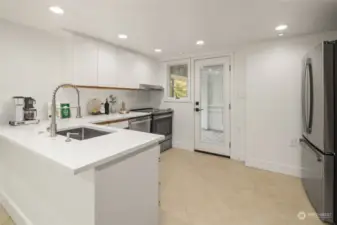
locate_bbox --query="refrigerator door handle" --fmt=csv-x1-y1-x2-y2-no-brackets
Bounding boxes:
303,62,308,132
305,60,314,134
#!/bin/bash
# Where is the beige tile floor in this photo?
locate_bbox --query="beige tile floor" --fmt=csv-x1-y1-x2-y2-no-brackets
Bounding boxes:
0,205,14,225
159,149,324,225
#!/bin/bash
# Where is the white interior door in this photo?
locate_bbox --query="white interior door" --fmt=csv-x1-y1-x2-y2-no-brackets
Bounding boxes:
194,57,231,156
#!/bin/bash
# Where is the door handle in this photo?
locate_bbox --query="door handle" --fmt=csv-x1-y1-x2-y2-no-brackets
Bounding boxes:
195,108,204,112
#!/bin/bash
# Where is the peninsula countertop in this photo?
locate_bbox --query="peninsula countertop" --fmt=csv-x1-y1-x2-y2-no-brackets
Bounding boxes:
0,112,164,174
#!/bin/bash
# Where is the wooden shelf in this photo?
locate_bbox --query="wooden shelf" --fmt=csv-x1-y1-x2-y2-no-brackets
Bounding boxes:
94,118,129,125
68,85,141,91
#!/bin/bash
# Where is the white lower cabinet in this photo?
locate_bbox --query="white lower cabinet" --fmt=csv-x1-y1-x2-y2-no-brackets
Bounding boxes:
95,145,160,225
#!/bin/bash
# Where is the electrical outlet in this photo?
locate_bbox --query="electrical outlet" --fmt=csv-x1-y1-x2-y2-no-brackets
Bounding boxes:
290,138,299,147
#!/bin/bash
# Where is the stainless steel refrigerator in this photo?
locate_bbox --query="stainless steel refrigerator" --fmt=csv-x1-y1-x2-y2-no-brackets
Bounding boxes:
301,41,336,224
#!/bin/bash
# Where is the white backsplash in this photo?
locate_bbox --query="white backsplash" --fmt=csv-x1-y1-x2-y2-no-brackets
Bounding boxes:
61,88,155,117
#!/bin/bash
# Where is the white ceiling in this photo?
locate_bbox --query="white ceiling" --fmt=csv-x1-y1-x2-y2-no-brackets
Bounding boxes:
1,0,337,60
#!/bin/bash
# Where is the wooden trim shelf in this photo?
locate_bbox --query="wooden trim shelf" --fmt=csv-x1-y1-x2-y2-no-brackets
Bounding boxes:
94,118,129,125
67,85,141,91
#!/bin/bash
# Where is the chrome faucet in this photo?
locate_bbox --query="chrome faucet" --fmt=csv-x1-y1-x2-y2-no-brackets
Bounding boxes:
50,84,82,137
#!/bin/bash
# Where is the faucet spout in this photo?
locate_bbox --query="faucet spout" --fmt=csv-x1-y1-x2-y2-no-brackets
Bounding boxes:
50,84,82,137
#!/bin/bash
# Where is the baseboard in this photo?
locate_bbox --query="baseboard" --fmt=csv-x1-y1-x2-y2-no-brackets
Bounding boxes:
172,141,194,151
245,158,302,177
0,191,33,225
195,149,230,158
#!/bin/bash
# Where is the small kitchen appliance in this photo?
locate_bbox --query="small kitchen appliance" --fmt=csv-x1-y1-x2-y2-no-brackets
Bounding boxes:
24,97,37,120
12,96,24,122
9,96,40,126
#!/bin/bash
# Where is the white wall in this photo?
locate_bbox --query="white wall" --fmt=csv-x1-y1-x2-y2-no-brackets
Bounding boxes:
155,60,195,151
158,30,337,176
239,31,337,176
0,19,160,125
161,101,195,150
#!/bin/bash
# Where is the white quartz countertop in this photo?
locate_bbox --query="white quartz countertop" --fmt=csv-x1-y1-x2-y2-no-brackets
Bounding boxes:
0,112,164,174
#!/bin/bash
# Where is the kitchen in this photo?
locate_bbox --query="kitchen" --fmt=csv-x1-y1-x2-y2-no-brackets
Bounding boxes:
1,0,337,225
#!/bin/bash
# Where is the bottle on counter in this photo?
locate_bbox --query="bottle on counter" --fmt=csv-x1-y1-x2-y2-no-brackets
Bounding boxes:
60,103,71,119
100,103,105,114
104,99,109,115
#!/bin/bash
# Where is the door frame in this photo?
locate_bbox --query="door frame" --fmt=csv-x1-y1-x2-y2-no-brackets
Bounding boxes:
192,55,233,156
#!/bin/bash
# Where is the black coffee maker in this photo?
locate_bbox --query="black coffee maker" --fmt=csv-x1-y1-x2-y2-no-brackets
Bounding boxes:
23,97,37,121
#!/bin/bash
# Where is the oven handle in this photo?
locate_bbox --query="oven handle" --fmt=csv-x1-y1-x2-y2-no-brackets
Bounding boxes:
129,118,152,125
153,114,172,120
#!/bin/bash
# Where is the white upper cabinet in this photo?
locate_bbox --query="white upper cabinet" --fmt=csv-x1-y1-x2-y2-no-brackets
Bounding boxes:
116,49,138,89
97,43,117,87
72,35,159,88
134,56,159,86
73,36,98,86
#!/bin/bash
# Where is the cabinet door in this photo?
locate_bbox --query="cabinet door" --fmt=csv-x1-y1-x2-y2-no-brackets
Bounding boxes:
95,145,159,225
134,56,158,85
73,36,98,86
98,43,117,87
116,49,138,89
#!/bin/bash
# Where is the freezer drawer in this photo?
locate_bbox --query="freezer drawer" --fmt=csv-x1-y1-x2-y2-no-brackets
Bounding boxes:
300,138,334,223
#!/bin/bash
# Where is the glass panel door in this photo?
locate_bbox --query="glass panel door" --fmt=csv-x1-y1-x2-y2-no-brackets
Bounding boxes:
200,65,225,144
194,57,231,156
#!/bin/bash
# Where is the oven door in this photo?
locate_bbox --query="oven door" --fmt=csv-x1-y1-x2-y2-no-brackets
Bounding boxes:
129,117,151,133
152,113,173,137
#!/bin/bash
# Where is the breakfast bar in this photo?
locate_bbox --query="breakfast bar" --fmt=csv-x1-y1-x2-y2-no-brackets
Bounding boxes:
0,114,164,225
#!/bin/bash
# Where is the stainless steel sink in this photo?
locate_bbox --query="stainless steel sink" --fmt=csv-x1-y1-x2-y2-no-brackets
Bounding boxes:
57,127,113,141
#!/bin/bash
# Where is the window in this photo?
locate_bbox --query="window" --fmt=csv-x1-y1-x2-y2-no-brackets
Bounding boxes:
166,59,191,101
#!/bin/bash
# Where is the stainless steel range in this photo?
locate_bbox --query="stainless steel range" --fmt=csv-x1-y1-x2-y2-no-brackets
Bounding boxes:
130,108,173,152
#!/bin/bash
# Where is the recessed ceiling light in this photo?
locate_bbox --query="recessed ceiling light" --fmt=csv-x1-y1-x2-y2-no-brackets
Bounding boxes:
196,40,205,46
154,49,162,53
275,24,288,31
49,6,64,15
118,34,128,39
278,33,284,37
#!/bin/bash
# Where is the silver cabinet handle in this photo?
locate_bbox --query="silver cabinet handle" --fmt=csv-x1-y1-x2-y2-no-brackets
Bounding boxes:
129,119,152,125
153,114,172,120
